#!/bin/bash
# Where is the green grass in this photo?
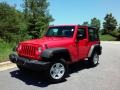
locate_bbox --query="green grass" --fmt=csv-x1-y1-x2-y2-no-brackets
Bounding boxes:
100,34,117,41
0,41,14,62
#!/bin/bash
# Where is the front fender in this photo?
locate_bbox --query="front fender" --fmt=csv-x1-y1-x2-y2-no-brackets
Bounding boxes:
41,48,70,59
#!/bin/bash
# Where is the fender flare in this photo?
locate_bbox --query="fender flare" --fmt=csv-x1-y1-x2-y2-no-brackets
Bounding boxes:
88,44,102,58
41,48,71,61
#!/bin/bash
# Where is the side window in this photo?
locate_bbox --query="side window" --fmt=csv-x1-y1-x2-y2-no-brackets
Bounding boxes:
88,28,99,41
77,28,86,39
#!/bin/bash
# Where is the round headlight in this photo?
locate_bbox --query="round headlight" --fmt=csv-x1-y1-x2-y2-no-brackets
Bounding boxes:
38,47,42,53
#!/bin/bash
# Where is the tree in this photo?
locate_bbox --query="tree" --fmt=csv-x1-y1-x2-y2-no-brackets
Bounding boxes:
82,21,89,26
91,17,100,30
117,24,120,33
103,13,117,34
23,0,54,38
0,2,27,42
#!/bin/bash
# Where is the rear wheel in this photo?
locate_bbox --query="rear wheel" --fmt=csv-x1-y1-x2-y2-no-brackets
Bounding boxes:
46,58,68,83
88,52,99,66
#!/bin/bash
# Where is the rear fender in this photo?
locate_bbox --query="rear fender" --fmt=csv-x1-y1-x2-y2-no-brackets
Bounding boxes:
88,44,102,58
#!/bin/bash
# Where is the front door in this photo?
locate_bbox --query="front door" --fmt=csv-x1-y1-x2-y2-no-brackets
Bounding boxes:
77,26,90,60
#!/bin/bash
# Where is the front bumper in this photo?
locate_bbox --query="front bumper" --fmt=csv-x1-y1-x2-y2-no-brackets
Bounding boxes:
9,54,51,71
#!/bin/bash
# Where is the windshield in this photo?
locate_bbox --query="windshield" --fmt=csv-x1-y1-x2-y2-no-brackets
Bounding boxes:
46,26,75,37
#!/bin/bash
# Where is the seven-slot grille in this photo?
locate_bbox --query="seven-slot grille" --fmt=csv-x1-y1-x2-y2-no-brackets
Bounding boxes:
20,45,37,57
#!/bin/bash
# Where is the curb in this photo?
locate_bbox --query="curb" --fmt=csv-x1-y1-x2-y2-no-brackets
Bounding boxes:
0,61,12,66
0,61,16,72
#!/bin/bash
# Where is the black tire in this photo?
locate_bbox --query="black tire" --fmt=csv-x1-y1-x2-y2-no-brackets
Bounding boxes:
46,58,68,83
88,51,99,67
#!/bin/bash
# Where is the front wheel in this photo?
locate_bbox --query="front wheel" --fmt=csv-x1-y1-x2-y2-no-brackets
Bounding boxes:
46,58,68,83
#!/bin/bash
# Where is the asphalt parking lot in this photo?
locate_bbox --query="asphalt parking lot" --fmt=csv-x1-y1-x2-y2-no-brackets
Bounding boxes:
0,42,120,90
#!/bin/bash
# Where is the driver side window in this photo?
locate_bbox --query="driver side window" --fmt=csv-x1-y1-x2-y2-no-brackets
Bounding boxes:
77,28,86,39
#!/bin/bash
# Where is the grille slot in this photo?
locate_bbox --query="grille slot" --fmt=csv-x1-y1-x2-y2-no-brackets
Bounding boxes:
20,45,36,57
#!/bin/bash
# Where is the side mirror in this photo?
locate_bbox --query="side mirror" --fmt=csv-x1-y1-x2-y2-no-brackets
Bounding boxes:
77,34,84,40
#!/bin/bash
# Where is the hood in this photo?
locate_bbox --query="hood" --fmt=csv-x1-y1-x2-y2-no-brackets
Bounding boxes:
20,37,73,47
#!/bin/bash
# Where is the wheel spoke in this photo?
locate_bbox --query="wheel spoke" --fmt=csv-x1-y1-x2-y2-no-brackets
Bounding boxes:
59,69,64,74
56,63,61,69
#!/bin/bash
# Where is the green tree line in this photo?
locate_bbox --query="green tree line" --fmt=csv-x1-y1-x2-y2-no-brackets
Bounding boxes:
0,0,120,43
82,13,120,40
0,0,54,43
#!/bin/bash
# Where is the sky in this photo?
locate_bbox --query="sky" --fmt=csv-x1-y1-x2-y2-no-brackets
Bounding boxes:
0,0,120,25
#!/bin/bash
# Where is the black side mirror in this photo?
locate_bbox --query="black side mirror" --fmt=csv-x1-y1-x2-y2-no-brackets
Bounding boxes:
77,34,84,40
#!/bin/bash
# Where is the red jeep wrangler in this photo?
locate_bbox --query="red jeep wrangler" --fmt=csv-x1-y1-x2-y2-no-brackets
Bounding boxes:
9,25,102,82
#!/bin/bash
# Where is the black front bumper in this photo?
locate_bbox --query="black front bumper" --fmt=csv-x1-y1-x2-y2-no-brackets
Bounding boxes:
9,54,51,71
